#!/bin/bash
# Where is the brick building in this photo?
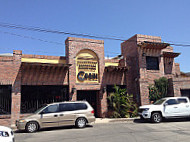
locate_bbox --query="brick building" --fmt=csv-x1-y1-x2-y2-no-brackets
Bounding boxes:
0,34,190,127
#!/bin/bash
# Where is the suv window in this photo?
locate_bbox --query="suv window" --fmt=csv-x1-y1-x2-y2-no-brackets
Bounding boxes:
165,99,178,105
42,104,59,114
59,103,87,112
178,98,188,104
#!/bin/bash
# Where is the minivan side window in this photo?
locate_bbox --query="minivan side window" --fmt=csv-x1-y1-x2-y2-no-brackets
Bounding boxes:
42,104,59,114
59,103,75,112
178,98,188,104
59,103,87,112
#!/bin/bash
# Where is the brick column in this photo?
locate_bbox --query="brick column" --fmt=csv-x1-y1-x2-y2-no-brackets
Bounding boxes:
100,89,107,117
11,50,22,127
160,56,165,76
139,79,149,105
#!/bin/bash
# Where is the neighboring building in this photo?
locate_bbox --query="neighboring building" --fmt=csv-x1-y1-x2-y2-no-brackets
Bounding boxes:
0,34,190,127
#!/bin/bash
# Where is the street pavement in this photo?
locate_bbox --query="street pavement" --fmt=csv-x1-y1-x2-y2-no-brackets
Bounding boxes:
15,118,190,142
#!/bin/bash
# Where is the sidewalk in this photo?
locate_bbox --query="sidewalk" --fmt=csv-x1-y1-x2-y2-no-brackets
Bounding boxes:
95,117,139,124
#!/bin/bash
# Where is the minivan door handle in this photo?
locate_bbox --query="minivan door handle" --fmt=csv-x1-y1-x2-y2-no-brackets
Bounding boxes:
54,115,58,117
60,114,64,116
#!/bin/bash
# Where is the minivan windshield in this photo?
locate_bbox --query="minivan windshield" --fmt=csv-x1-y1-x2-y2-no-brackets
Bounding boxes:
154,99,166,105
34,105,47,114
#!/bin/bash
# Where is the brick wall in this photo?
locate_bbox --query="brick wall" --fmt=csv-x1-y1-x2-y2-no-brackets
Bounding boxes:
0,50,22,127
121,35,139,99
0,56,15,85
173,77,190,97
175,63,181,76
11,50,22,128
65,37,107,117
121,34,179,105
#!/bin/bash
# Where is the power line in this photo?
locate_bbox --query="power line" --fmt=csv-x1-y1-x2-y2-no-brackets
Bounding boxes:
0,22,125,41
1,22,190,47
0,30,64,45
0,30,120,55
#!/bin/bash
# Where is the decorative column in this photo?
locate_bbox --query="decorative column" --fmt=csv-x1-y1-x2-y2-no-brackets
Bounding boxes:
99,87,107,117
11,50,22,127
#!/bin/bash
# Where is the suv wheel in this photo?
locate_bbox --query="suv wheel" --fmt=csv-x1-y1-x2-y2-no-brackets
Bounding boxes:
26,121,38,133
75,118,87,128
151,112,162,123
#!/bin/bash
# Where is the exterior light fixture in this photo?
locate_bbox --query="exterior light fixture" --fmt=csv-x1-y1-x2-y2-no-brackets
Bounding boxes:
72,87,76,93
102,87,106,93
142,53,146,56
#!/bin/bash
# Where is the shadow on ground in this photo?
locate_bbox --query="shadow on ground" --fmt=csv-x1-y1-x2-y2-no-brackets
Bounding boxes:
134,118,190,123
15,125,93,133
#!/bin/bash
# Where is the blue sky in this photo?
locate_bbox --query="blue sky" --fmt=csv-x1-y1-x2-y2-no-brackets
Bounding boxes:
0,0,190,72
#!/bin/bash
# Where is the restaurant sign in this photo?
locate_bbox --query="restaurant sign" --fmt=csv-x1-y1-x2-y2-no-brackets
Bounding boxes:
76,50,99,83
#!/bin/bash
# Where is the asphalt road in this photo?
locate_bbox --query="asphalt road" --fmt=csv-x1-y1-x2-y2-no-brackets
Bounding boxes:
15,119,190,142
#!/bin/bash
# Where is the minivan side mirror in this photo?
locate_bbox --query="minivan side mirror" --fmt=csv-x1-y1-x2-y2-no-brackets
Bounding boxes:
40,111,44,115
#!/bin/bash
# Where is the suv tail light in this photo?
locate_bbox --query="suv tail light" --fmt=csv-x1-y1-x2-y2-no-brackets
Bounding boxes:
91,110,94,114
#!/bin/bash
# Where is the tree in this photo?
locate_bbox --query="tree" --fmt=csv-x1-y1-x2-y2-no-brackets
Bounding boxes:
107,85,138,118
149,77,168,103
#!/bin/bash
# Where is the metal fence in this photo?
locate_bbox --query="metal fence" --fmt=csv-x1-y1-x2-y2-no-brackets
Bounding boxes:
21,85,68,113
0,85,11,114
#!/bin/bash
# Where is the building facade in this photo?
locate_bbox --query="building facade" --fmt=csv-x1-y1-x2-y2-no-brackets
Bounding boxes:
0,34,190,127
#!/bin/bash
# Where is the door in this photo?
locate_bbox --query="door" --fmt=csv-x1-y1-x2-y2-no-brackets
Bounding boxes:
181,89,190,98
58,103,76,126
177,98,190,116
40,104,59,128
164,99,180,117
77,90,97,117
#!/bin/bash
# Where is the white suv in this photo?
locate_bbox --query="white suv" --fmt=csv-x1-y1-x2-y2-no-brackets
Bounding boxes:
139,97,190,123
0,126,14,142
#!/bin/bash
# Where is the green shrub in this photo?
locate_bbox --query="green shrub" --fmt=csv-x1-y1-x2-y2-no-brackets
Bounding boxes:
107,85,138,118
149,77,168,103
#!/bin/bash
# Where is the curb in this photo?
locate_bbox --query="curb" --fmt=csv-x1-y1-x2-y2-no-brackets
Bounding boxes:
95,117,139,124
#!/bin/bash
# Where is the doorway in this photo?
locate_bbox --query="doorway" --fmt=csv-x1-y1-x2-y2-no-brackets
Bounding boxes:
77,90,98,117
0,85,11,114
181,89,190,98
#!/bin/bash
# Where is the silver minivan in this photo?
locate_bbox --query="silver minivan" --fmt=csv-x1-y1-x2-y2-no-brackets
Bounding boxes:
16,101,95,133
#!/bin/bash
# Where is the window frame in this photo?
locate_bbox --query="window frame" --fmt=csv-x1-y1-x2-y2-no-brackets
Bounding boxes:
41,104,59,114
146,56,160,70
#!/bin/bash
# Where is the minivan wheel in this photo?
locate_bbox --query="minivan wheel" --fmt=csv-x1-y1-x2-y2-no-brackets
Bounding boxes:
26,121,38,133
151,112,162,123
75,118,87,128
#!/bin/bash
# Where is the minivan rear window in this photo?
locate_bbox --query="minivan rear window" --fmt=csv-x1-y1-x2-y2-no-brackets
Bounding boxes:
75,103,88,110
59,103,87,112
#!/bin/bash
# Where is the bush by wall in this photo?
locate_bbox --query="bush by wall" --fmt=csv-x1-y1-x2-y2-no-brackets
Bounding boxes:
149,77,168,103
107,85,138,118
